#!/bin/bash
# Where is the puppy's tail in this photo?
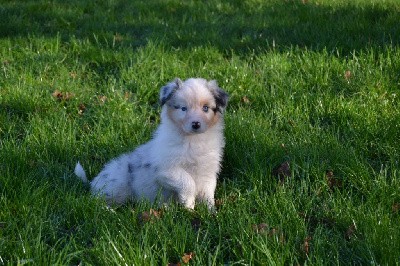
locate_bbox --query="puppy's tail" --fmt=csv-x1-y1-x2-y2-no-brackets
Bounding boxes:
74,161,88,183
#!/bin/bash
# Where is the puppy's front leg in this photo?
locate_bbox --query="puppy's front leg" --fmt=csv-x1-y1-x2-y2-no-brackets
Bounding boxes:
196,177,217,211
157,169,196,209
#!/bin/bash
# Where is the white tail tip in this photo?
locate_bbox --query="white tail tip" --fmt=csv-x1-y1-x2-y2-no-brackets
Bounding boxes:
74,161,88,183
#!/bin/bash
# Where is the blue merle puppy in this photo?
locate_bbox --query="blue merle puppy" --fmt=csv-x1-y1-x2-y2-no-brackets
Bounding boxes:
75,78,228,210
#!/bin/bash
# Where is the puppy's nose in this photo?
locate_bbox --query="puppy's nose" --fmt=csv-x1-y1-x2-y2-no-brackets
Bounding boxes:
192,121,201,130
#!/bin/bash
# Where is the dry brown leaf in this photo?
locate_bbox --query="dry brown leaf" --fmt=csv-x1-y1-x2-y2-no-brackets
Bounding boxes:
181,252,195,264
138,208,162,224
301,236,312,256
215,194,238,208
78,103,86,115
326,170,342,190
252,224,285,243
52,90,75,101
215,198,224,208
272,161,291,183
124,91,131,100
252,223,269,234
69,72,77,79
52,89,63,100
268,227,285,244
392,202,400,213
345,221,356,241
241,96,250,104
344,70,352,82
98,95,107,104
114,33,124,42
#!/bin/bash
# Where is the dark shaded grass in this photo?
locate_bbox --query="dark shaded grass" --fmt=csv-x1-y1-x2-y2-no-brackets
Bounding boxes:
1,0,400,55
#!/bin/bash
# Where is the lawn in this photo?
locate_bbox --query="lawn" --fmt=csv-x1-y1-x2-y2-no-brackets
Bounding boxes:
1,0,400,265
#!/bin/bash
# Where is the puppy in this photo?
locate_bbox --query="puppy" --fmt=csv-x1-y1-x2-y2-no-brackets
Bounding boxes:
75,78,228,210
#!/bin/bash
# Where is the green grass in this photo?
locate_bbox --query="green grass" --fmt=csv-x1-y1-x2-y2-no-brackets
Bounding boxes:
1,0,400,264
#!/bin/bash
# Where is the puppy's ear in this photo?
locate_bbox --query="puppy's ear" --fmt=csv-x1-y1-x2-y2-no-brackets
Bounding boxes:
208,80,229,113
160,78,183,106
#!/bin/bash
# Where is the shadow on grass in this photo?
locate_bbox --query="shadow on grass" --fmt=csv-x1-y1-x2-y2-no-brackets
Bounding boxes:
0,0,399,55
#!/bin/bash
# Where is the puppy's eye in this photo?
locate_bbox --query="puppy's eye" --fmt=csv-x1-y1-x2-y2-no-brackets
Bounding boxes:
173,105,187,111
202,105,209,112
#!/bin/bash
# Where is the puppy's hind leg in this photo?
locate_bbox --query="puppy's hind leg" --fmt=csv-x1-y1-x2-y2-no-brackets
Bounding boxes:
91,157,133,205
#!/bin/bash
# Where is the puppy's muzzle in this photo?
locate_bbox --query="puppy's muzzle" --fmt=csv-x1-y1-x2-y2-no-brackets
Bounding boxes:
192,121,201,130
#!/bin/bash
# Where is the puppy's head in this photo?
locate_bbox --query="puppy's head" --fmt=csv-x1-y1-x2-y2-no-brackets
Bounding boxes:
160,78,228,135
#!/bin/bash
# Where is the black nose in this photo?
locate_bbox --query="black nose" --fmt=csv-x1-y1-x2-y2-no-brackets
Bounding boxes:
192,121,201,130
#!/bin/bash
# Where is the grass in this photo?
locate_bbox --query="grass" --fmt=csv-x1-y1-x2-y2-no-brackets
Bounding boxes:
1,0,400,264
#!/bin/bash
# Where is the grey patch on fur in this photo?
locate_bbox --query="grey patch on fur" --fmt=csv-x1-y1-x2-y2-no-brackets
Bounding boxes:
100,173,108,180
160,78,182,106
214,89,229,113
128,163,134,173
208,80,229,113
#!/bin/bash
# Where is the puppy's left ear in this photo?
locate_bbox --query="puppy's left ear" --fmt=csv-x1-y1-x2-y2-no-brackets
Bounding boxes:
160,78,183,106
208,80,229,113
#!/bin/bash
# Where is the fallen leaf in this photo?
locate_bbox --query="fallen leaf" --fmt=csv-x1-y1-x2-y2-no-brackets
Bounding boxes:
124,91,131,100
215,198,224,207
392,203,400,213
344,70,352,82
241,96,250,104
138,209,162,224
78,103,86,115
150,208,162,218
326,170,342,190
301,236,312,256
114,33,124,42
64,92,74,100
252,223,269,234
69,72,77,79
268,227,285,244
52,90,75,101
345,221,357,241
252,223,285,243
272,161,291,183
326,169,334,178
52,89,63,100
215,193,238,208
98,95,107,104
181,252,195,264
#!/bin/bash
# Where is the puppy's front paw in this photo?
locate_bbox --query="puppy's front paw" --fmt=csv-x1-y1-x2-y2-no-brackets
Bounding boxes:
179,195,195,210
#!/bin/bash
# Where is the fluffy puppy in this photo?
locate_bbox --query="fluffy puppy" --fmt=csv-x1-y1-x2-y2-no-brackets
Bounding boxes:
75,78,228,210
